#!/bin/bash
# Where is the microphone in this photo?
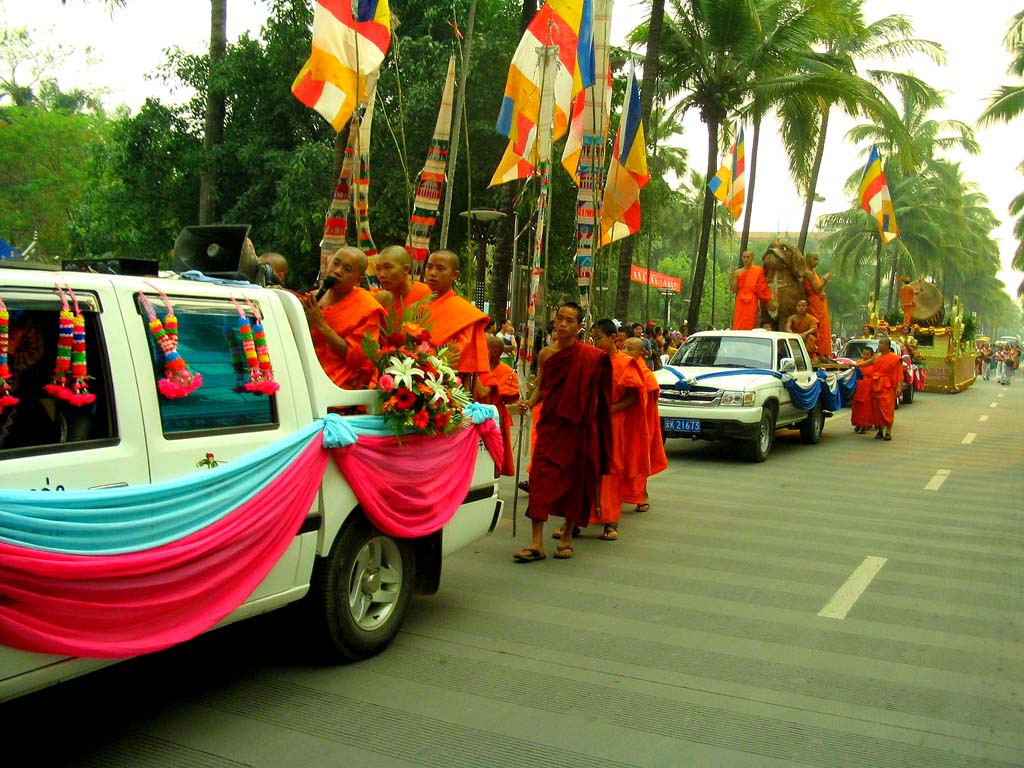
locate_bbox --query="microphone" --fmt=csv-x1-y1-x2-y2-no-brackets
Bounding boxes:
315,276,337,301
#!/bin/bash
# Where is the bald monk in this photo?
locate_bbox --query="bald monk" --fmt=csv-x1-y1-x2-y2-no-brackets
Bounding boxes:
899,276,920,327
622,336,668,512
586,319,646,541
855,336,903,441
423,250,490,389
373,245,432,322
301,247,384,390
259,251,289,286
785,299,819,349
513,302,612,562
730,250,775,330
475,334,521,476
850,346,876,433
802,252,832,360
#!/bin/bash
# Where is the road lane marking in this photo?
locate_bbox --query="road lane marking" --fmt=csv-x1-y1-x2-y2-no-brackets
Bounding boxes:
962,433,976,444
999,393,1005,398
990,402,998,408
925,469,951,491
818,556,887,619
979,415,989,422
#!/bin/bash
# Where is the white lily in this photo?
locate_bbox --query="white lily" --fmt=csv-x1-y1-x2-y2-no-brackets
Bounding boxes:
384,355,425,391
427,354,456,381
423,373,449,406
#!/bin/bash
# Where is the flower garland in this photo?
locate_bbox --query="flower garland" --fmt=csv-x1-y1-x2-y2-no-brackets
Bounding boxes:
230,297,280,396
362,306,471,437
0,296,18,412
42,285,95,407
138,287,203,399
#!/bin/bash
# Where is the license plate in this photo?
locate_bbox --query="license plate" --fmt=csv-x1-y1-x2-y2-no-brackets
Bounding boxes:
663,417,700,433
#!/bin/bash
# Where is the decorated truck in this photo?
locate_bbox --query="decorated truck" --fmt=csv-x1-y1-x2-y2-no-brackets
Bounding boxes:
0,264,502,702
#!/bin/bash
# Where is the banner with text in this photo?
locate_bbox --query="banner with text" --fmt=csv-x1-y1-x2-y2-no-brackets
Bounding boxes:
630,265,682,292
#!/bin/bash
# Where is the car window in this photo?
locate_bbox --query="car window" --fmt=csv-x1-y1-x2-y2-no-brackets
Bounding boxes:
671,336,773,369
786,339,809,371
140,299,278,436
0,292,117,456
841,340,877,358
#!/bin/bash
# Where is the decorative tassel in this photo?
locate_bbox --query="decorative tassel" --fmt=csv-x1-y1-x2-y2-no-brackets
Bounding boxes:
43,285,75,402
64,286,96,406
244,297,280,395
0,297,19,412
231,297,279,396
139,287,203,399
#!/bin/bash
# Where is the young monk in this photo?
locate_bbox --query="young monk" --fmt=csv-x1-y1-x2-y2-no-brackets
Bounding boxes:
855,336,903,440
622,336,668,511
850,346,875,433
475,334,520,476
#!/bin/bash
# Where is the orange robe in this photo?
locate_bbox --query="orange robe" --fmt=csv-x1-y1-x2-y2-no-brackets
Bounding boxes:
311,287,385,390
732,265,771,330
802,271,832,358
622,363,668,504
869,353,902,427
527,341,612,527
423,290,489,375
592,352,648,525
478,361,520,476
374,280,432,321
899,282,916,327
850,364,875,428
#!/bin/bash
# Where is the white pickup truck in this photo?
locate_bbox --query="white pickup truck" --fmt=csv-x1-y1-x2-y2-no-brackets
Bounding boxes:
655,329,828,461
0,264,501,702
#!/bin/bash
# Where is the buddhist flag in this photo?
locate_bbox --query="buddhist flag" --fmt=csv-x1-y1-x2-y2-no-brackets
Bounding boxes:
707,128,744,221
600,67,649,246
490,0,595,186
291,0,392,132
858,144,899,243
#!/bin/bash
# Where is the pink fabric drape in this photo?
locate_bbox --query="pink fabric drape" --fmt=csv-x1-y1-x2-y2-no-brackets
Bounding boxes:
0,437,328,659
330,420,503,538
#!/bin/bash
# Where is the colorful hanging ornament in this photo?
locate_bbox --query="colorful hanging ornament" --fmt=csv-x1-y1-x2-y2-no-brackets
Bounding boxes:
243,297,280,395
139,286,203,399
63,286,96,406
43,285,75,402
231,297,279,396
0,296,19,412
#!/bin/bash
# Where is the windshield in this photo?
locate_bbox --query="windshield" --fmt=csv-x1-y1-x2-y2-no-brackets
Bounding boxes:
841,340,878,359
669,336,773,369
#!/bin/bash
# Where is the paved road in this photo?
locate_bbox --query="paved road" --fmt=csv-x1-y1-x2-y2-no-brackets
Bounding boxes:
4,378,1023,767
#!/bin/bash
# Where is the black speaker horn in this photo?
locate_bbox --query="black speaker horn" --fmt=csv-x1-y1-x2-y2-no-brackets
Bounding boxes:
172,224,263,284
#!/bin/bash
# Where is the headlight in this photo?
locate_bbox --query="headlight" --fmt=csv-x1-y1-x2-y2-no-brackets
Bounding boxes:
720,391,755,406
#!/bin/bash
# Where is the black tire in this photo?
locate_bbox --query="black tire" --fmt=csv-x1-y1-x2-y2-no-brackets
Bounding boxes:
901,384,914,404
799,401,825,444
745,405,776,462
314,516,415,661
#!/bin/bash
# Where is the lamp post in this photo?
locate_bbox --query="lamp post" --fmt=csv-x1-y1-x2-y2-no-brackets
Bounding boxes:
460,208,507,312
658,288,678,330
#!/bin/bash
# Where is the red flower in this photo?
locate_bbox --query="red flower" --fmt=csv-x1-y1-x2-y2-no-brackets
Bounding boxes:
386,333,405,348
433,411,450,430
418,329,432,343
393,387,417,410
413,408,430,430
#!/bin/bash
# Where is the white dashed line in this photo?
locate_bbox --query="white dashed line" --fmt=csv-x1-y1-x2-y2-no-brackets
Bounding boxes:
818,556,888,619
990,402,999,408
979,415,989,422
998,393,1005,398
962,433,976,445
925,469,951,491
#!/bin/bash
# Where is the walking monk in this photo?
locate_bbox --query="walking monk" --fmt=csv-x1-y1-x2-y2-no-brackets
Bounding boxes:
622,336,668,512
373,245,432,322
850,346,876,433
855,336,903,441
513,302,612,562
422,250,490,389
802,252,832,360
587,319,647,541
302,246,384,390
476,334,520,476
729,250,775,330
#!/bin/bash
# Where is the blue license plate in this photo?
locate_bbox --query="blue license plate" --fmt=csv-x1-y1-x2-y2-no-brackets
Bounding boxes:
663,417,700,433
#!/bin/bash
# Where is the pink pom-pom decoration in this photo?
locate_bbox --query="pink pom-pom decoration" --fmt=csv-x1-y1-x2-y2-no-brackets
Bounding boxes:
139,286,203,399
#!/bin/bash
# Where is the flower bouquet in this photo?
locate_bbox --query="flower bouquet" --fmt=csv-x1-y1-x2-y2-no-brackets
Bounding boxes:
362,308,471,437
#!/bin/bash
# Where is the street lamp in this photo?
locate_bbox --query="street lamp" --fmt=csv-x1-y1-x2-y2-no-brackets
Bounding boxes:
460,208,507,311
658,288,678,329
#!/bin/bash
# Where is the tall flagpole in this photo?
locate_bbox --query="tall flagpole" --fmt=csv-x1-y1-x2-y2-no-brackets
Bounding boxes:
439,1,476,250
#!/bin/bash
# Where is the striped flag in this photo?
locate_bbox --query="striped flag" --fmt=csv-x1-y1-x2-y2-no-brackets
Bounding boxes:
707,128,744,221
858,144,899,243
490,0,595,186
599,67,649,246
291,0,391,132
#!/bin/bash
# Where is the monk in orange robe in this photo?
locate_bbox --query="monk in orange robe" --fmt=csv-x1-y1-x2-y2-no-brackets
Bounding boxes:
856,336,903,440
372,245,432,324
422,250,490,388
849,346,875,432
513,302,612,562
802,252,832,359
476,334,521,476
785,299,819,349
899,276,919,327
730,250,774,330
622,336,668,511
302,247,384,390
587,319,647,540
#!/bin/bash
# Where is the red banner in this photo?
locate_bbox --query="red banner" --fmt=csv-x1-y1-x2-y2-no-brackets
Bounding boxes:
630,265,682,292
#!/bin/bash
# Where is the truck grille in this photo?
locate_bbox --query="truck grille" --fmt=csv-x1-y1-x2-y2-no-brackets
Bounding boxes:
658,385,721,406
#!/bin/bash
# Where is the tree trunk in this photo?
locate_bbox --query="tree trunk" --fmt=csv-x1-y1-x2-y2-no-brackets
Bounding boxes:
738,118,760,255
798,107,829,253
614,0,664,320
198,0,227,225
687,120,720,334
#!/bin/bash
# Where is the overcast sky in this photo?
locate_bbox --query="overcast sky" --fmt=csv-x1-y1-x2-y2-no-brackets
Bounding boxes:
4,0,1022,297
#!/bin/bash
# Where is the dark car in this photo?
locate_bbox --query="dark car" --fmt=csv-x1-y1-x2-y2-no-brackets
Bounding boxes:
836,337,920,404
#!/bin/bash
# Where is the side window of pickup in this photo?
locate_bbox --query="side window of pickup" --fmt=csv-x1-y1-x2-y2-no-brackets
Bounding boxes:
141,300,278,436
0,295,117,456
787,339,809,371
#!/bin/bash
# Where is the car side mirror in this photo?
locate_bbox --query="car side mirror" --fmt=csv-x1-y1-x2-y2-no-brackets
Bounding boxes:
779,357,796,374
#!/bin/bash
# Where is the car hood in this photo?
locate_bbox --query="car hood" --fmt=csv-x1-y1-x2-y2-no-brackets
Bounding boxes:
655,364,780,389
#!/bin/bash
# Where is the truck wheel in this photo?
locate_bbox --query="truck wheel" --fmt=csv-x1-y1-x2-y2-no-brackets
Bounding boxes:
901,384,914,404
798,402,824,444
315,516,415,661
745,405,776,462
